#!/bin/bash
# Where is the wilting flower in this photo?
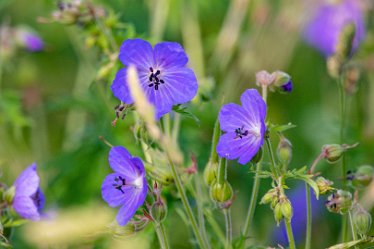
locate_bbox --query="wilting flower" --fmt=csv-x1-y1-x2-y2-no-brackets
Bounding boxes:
12,163,45,221
216,89,266,165
101,146,148,226
16,28,44,52
111,38,198,119
304,0,365,57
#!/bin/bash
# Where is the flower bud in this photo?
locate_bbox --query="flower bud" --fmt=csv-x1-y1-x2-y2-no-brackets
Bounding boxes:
210,180,233,203
326,190,352,214
352,204,372,236
150,201,167,223
204,160,218,186
335,23,356,61
4,186,15,204
255,70,275,87
260,188,278,205
273,71,293,93
316,177,334,195
277,136,292,168
322,144,345,163
280,199,293,222
351,165,374,189
274,203,283,226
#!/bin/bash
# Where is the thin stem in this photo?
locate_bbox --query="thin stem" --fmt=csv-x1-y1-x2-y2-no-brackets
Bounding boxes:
194,174,210,247
162,114,171,137
262,85,268,103
305,184,312,249
206,211,226,245
242,161,262,241
211,119,221,164
217,158,227,185
285,219,296,249
171,113,181,145
166,155,209,249
349,211,359,249
265,138,278,178
224,208,233,249
154,222,169,249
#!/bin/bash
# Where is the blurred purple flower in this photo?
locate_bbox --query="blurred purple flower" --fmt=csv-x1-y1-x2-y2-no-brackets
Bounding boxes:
304,0,365,57
216,89,266,165
272,185,323,245
111,38,198,119
101,146,148,226
281,80,293,93
17,29,44,52
12,163,45,221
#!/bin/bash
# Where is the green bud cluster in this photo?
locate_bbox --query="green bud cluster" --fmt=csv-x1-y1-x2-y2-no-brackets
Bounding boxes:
326,190,352,214
261,188,293,225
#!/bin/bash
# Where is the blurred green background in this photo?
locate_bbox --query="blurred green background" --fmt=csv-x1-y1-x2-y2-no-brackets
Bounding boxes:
1,0,374,248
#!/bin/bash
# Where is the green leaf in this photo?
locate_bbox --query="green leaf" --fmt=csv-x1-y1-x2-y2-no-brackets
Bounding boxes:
285,166,319,199
172,105,200,125
268,122,297,133
3,218,28,228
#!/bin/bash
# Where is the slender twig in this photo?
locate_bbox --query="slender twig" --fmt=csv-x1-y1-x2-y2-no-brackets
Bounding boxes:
265,138,279,179
285,219,296,249
305,183,312,249
154,222,169,249
349,211,359,249
166,155,209,249
224,208,233,249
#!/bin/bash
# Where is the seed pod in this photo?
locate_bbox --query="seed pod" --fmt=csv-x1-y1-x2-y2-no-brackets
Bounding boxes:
260,188,278,205
352,204,372,236
210,180,233,203
280,199,293,222
322,144,345,163
274,203,283,226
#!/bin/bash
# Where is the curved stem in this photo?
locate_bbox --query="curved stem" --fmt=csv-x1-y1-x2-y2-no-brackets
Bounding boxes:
285,219,296,249
217,158,227,185
305,184,312,249
242,161,262,241
154,222,169,249
224,208,233,249
265,138,279,178
167,155,209,249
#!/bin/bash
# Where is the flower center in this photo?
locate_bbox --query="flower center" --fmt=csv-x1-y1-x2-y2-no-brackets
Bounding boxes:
234,126,249,139
113,175,143,193
148,67,165,90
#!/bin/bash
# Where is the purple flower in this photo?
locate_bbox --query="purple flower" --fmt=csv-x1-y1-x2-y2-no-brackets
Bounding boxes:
16,29,44,52
111,38,198,119
281,80,293,93
304,0,365,57
12,163,45,221
101,146,148,226
216,89,266,165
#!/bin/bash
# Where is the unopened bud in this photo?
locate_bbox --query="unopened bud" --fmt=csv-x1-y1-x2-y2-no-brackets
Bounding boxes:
255,70,275,87
204,160,218,186
273,71,293,93
260,188,278,205
277,136,292,168
322,144,345,163
150,201,167,223
352,204,372,236
280,198,293,222
335,23,356,60
316,177,334,195
4,186,15,204
351,165,374,189
210,180,233,203
326,190,352,214
274,203,283,226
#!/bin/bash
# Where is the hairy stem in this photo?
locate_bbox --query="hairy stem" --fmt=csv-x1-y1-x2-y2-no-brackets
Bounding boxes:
265,138,279,179
154,222,169,249
285,219,296,249
224,208,233,249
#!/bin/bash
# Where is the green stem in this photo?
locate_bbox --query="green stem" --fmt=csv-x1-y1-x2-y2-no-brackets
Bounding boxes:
167,155,209,249
241,161,262,242
224,208,233,249
349,211,359,249
154,222,169,249
305,183,312,249
211,119,221,164
265,138,278,178
285,219,296,249
171,113,181,145
217,158,227,185
194,174,210,247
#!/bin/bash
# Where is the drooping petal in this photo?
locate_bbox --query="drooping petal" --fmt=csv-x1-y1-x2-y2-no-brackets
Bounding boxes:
162,67,198,103
101,173,133,208
219,104,252,132
12,195,40,221
108,146,139,181
119,39,154,70
154,42,188,69
240,89,266,122
13,163,39,197
116,181,148,226
111,68,133,104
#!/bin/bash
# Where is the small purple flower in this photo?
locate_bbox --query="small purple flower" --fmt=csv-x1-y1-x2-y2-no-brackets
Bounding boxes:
101,146,148,226
304,0,365,57
12,163,45,221
216,89,266,165
111,38,198,119
281,80,293,93
16,29,44,52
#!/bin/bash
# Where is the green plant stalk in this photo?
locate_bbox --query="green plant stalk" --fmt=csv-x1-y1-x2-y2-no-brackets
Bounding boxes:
194,174,210,247
211,119,221,164
241,161,262,242
224,208,233,249
305,183,312,249
285,219,296,249
338,77,349,242
154,222,169,249
349,211,359,249
265,138,279,179
167,155,210,249
217,158,227,185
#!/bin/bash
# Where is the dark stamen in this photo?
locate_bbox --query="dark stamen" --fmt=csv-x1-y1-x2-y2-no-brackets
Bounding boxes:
113,176,126,193
148,68,165,90
234,126,249,139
